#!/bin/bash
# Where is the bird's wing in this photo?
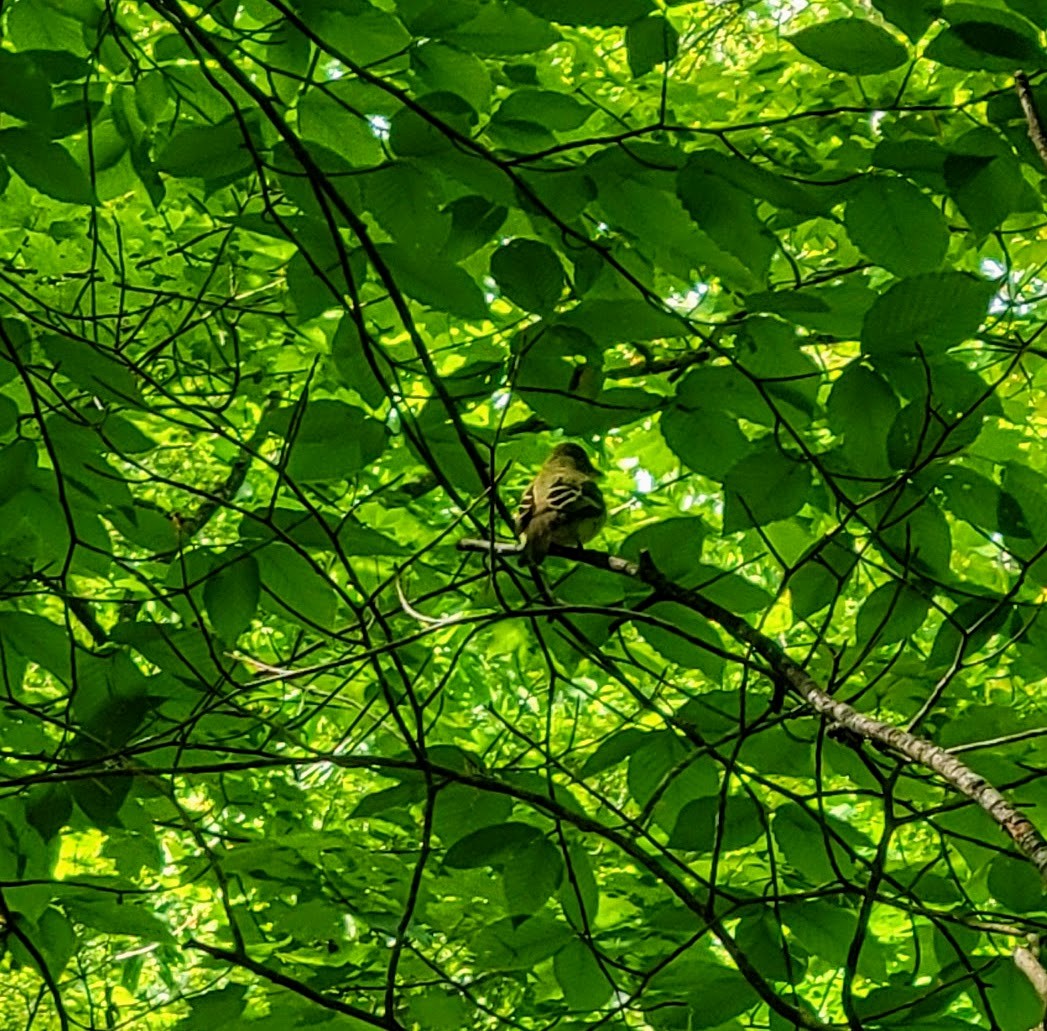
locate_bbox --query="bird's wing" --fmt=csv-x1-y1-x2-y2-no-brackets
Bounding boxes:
543,475,605,523
515,481,537,535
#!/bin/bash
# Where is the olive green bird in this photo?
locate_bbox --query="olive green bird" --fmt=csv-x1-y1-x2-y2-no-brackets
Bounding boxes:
515,443,606,565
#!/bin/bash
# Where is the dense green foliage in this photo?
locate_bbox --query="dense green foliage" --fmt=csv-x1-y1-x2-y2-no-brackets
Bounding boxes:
3,0,1047,1027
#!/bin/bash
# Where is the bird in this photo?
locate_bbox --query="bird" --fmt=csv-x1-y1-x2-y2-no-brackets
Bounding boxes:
515,443,606,565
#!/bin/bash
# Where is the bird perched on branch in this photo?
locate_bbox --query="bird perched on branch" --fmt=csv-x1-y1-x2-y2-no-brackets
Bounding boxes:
515,443,606,565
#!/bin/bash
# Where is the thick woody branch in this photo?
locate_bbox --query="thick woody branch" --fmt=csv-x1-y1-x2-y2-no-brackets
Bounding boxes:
457,537,1047,880
1016,71,1047,172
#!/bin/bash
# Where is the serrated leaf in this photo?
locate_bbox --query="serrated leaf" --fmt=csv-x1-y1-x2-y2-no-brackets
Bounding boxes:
677,161,776,282
860,273,994,357
844,176,948,275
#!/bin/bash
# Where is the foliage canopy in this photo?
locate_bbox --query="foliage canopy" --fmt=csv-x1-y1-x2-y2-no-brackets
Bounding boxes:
2,0,1047,1028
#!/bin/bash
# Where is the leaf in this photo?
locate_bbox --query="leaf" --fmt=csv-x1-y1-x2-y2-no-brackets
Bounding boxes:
827,362,899,477
723,447,812,531
515,0,654,24
156,119,260,181
860,272,994,357
412,42,492,112
64,897,172,942
871,0,942,41
556,300,683,344
579,727,649,777
204,551,260,642
503,836,563,915
0,129,93,203
945,151,1025,236
927,11,1045,71
443,822,543,868
39,335,143,407
626,17,678,77
787,19,908,75
282,399,386,481
329,318,387,408
554,940,614,1010
677,161,776,283
0,51,52,121
490,239,565,312
844,176,948,275
786,535,859,619
855,582,930,650
256,542,339,629
378,243,488,319
495,90,591,130
444,5,560,55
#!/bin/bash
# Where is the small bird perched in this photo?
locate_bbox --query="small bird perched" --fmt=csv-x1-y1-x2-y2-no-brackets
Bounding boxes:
515,443,606,565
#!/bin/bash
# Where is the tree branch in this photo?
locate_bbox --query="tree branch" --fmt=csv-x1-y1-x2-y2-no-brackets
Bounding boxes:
457,537,1047,880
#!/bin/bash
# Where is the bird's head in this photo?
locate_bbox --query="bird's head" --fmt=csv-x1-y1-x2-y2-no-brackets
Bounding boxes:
547,442,601,476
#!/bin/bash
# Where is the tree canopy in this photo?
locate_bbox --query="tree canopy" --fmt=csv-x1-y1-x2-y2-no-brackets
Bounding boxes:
3,0,1047,1028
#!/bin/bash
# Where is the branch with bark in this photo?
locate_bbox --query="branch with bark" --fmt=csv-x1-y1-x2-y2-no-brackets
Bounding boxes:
457,537,1047,881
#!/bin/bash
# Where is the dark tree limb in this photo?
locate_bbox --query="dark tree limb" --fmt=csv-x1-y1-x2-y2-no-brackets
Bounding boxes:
457,538,1047,880
1016,71,1047,171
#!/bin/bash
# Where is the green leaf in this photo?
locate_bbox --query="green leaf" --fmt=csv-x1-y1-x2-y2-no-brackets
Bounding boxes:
282,399,386,482
860,272,994,357
503,836,563,915
412,42,492,112
442,195,507,260
787,19,908,75
987,853,1044,914
514,0,654,25
855,582,930,650
626,17,678,77
490,239,565,312
844,176,948,275
174,986,246,1030
827,362,899,477
786,536,859,619
156,119,260,181
444,5,560,55
330,318,387,408
927,7,1045,71
39,334,143,407
444,822,543,868
0,129,93,203
204,551,260,642
378,243,488,318
554,940,614,1010
556,299,683,344
979,958,1045,1031
256,543,339,629
65,897,172,942
677,160,776,283
0,51,52,121
871,0,942,41
945,151,1025,236
618,517,706,582
723,447,812,531
495,89,591,130
936,466,1007,533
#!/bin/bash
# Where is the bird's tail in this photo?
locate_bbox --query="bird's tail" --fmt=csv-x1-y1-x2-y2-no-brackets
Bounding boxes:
520,517,553,566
